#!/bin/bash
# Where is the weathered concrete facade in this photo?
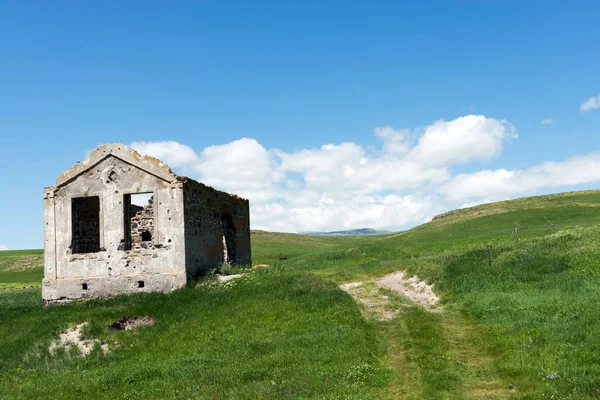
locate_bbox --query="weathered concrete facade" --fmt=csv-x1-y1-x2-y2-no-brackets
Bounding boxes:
43,144,251,304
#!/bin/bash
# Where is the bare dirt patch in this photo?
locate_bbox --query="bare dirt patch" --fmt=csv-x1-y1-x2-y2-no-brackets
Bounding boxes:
217,274,244,283
340,282,399,320
252,264,272,270
109,316,154,331
49,322,107,356
340,271,441,319
376,271,440,311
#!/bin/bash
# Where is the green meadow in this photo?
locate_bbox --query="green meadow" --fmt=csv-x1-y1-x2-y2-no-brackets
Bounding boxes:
2,189,600,399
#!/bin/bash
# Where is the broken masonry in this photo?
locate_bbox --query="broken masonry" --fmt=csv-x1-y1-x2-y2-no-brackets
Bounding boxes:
42,144,251,304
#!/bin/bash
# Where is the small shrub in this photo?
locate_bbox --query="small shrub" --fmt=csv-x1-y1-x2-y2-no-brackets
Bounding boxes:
219,261,233,275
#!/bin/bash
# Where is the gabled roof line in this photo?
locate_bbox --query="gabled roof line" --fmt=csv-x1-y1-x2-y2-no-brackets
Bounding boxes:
53,144,177,188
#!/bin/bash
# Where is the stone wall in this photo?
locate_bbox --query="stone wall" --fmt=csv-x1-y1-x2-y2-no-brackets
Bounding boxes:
43,145,187,304
128,196,155,250
43,143,249,304
183,179,251,278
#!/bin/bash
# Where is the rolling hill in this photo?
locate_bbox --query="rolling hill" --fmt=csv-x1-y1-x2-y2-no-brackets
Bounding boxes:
301,228,390,236
2,189,600,399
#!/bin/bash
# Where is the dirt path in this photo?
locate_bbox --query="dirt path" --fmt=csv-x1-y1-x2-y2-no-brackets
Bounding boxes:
341,272,511,398
376,271,440,311
339,270,440,319
339,281,399,320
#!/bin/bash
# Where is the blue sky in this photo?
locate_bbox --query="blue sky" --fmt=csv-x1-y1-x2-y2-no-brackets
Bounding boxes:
1,1,600,250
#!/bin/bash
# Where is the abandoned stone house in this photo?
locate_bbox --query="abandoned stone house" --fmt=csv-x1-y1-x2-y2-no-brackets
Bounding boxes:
42,143,251,304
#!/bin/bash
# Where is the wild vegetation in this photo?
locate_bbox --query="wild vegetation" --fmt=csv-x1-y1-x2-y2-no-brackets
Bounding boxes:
2,189,600,399
0,249,43,290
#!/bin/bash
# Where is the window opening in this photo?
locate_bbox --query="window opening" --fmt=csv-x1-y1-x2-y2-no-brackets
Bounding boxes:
123,193,154,250
72,196,100,254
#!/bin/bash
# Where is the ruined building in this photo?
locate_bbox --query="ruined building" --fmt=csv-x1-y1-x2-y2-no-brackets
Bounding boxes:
42,144,251,304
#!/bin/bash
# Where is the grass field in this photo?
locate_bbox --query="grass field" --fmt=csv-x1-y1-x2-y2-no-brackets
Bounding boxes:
2,189,600,399
0,249,43,290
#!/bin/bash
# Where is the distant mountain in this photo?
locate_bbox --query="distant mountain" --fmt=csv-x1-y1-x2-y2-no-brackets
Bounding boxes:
301,228,390,236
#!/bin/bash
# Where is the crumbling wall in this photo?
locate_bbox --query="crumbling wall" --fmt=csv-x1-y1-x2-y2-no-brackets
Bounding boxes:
183,180,220,278
43,145,187,304
183,179,251,278
221,213,236,263
128,196,155,250
43,143,249,304
228,194,251,265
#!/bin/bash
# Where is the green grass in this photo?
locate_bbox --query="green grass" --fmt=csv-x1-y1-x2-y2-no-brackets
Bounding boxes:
0,249,43,290
252,189,600,399
250,230,349,265
3,189,600,398
1,270,390,399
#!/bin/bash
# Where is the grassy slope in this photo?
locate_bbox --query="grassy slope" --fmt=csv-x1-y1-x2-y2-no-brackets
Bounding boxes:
254,189,600,399
0,249,43,289
2,189,600,398
1,272,389,399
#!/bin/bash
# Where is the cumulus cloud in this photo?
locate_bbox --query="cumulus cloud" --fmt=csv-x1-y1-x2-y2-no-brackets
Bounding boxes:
131,114,600,232
130,141,199,168
440,153,600,202
373,126,410,154
581,94,600,112
193,138,284,203
541,118,554,125
409,115,517,167
0,245,9,251
277,142,448,194
251,193,440,232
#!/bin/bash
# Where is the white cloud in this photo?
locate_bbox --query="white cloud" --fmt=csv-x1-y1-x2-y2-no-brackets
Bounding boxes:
408,115,517,167
131,114,600,233
460,199,499,209
131,115,515,232
193,138,284,203
580,94,600,112
440,153,600,202
541,118,554,125
130,141,199,168
250,193,440,233
276,141,449,195
0,245,9,251
373,126,410,154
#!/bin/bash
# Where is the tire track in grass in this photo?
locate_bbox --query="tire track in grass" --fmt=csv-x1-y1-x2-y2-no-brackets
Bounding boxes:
340,272,513,398
380,319,411,399
392,305,511,398
385,307,518,399
441,315,515,399
398,307,464,399
340,274,462,398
